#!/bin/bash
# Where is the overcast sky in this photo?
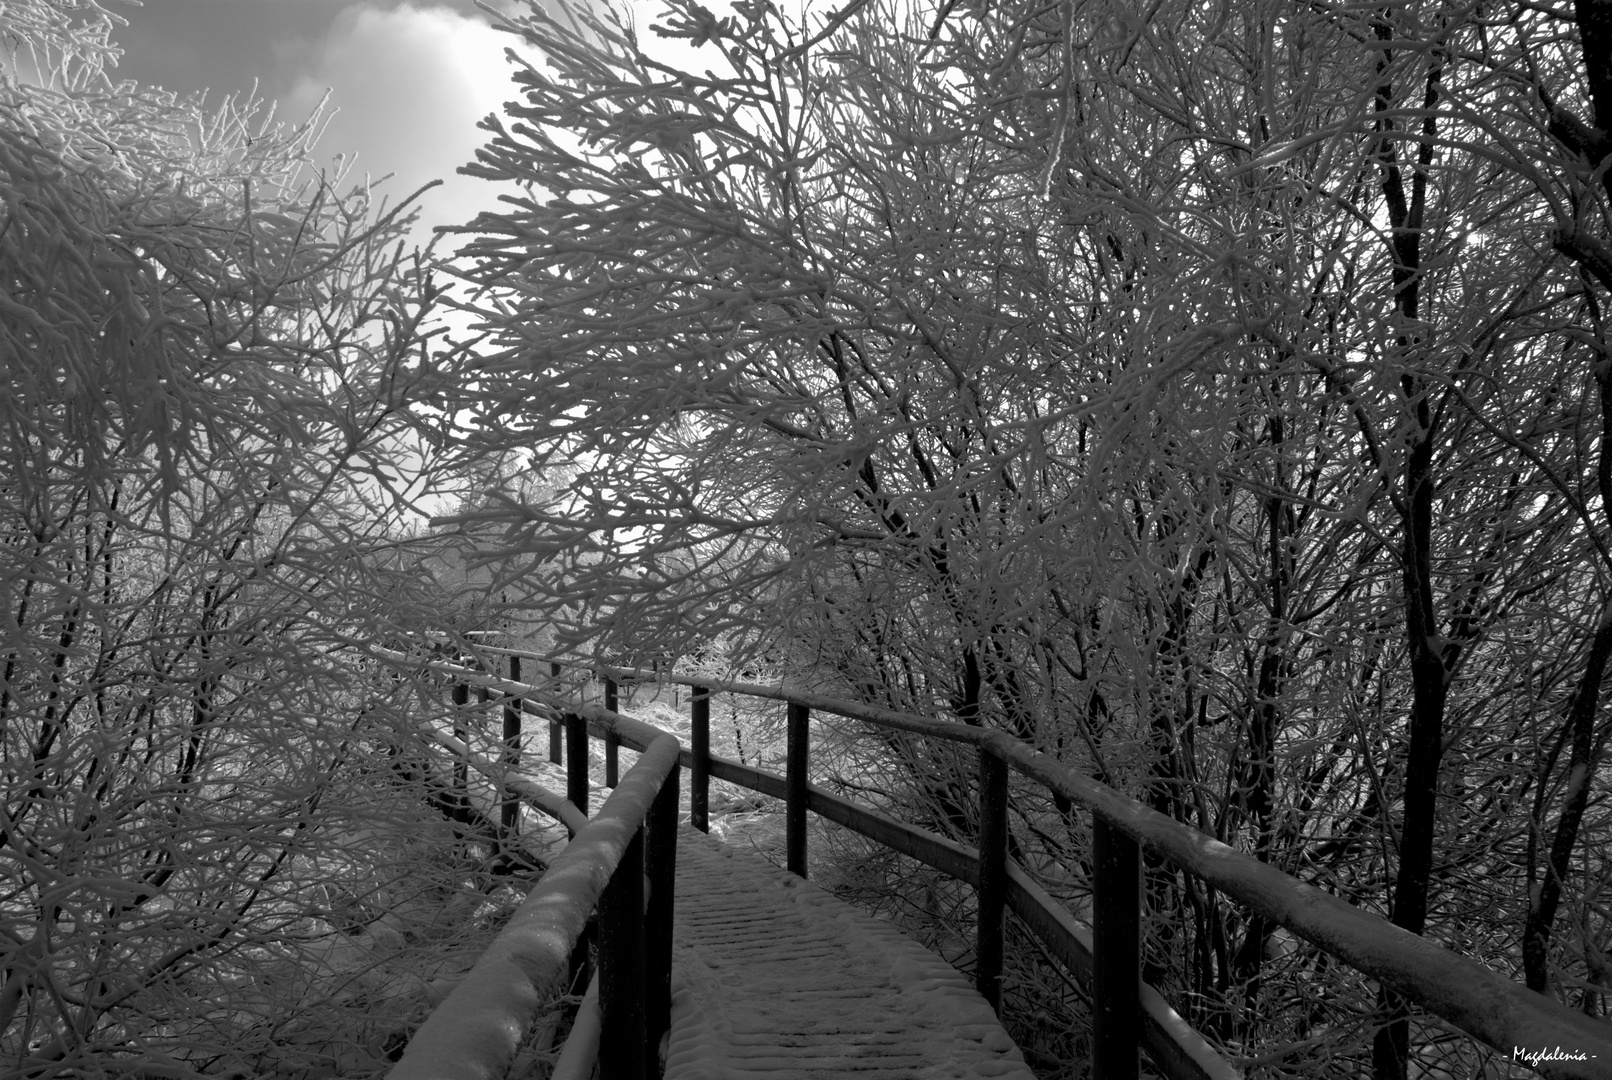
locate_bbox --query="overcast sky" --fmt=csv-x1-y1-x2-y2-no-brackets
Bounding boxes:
101,0,739,251
107,0,538,249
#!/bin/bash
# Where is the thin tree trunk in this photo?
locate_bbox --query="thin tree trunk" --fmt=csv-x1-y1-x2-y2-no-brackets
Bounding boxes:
1371,31,1448,1080
1525,608,1612,991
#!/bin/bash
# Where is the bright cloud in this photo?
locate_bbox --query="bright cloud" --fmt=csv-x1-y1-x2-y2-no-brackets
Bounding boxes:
283,2,519,248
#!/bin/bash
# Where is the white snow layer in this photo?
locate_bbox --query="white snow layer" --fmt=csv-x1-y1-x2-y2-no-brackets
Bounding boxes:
665,827,1036,1079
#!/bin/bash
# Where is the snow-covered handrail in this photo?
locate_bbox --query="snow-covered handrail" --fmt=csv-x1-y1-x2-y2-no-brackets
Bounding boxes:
539,652,983,745
415,719,589,836
381,647,681,1080
977,730,1612,1078
371,644,671,752
475,650,1612,1080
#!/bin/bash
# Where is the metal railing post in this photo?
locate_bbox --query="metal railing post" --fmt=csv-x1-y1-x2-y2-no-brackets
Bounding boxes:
691,685,710,832
451,679,469,813
548,661,563,764
644,761,680,1071
604,678,621,787
786,701,809,878
566,709,589,821
502,655,521,834
1093,816,1141,1080
597,827,646,1080
976,745,1009,1013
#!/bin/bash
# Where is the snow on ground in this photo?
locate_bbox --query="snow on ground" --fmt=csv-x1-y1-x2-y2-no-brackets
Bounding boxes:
665,827,1036,1079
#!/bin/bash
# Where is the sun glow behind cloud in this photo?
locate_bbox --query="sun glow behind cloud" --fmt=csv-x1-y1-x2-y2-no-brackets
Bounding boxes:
279,2,521,246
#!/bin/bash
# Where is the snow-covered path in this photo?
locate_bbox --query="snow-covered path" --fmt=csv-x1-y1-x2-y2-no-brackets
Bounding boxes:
665,827,1038,1080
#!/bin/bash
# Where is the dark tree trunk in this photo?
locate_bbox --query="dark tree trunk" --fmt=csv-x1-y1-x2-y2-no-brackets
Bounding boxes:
1525,611,1612,991
1371,29,1449,1080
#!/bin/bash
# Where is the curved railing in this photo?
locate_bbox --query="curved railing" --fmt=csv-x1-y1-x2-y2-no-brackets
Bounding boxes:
378,649,680,1080
385,647,1612,1080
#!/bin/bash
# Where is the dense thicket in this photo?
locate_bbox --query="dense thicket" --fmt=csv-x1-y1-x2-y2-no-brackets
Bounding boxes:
0,3,524,1076
448,0,1612,1075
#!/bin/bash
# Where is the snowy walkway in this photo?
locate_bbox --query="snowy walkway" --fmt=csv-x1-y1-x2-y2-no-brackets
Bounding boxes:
665,827,1038,1079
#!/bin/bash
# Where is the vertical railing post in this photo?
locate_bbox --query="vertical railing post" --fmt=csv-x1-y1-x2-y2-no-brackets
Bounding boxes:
598,827,646,1080
1093,816,1141,1080
548,661,563,764
451,680,469,813
604,678,621,788
644,760,681,1072
976,744,1009,1012
501,654,521,834
691,685,710,832
565,709,588,821
786,701,809,878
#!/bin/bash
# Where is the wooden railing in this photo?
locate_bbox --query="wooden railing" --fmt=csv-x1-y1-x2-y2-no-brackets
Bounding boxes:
382,651,680,1080
386,647,1612,1080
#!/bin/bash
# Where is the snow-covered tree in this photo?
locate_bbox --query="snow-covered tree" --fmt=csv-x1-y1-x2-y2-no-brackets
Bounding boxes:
447,0,1612,1074
0,3,524,1075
